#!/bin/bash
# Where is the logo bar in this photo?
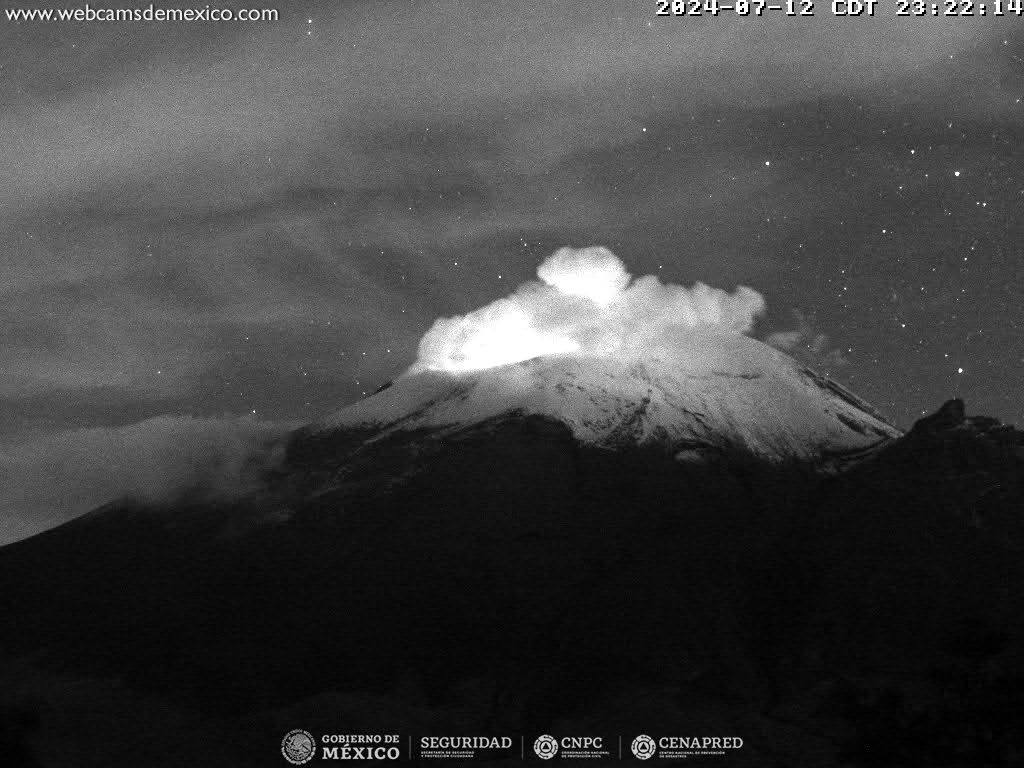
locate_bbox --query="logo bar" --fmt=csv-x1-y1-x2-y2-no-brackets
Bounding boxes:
280,730,744,761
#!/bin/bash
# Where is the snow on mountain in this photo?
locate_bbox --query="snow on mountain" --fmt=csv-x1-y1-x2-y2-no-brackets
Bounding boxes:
315,331,901,463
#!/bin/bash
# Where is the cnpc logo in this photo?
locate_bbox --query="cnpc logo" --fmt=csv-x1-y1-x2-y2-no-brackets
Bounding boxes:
533,735,604,759
533,735,558,759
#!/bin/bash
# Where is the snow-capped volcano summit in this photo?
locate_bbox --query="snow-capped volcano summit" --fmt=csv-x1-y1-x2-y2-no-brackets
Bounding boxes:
311,246,898,463
316,332,900,463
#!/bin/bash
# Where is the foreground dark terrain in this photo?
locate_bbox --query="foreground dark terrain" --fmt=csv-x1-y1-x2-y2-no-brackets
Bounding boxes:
1,398,1022,766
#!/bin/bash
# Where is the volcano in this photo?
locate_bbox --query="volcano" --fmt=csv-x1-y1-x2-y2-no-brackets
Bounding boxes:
313,334,900,465
2,336,1023,766
1,237,1023,768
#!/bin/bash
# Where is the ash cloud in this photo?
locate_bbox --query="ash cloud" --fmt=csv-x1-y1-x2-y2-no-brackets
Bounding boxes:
765,310,850,371
0,415,293,546
412,246,767,373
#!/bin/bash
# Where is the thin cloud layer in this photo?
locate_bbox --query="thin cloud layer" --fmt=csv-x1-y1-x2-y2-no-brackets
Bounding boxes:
0,415,293,545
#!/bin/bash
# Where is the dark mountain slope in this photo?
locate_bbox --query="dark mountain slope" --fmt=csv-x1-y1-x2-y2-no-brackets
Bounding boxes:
0,399,1021,766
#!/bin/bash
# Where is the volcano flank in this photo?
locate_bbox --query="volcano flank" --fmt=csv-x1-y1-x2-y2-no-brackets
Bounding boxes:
1,250,1022,767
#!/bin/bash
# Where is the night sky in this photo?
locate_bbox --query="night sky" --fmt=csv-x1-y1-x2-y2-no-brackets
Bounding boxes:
1,2,1021,535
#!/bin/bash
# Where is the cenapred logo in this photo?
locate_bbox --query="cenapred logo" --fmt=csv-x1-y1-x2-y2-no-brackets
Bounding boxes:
534,734,559,760
631,734,656,760
281,729,317,765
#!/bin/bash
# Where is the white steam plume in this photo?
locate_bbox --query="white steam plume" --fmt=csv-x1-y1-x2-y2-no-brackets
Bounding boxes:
412,246,767,373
